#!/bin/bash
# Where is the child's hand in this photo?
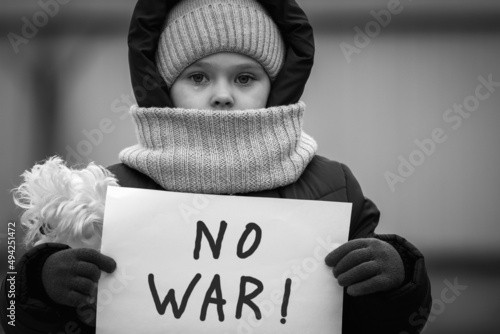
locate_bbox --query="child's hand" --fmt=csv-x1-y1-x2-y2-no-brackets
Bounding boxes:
42,248,116,308
325,238,404,296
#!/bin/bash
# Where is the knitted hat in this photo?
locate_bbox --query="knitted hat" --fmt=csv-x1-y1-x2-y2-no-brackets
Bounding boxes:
156,0,286,87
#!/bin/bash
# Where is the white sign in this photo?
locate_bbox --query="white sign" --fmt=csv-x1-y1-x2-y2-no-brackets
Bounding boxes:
97,187,351,334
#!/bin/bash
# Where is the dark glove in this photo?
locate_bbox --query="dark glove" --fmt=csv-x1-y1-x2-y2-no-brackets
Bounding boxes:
325,238,404,296
41,248,116,308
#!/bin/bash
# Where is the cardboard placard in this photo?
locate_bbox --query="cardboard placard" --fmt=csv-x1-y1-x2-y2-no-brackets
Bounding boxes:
96,187,351,334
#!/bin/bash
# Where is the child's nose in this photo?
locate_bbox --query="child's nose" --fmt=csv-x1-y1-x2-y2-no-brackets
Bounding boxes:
210,82,234,109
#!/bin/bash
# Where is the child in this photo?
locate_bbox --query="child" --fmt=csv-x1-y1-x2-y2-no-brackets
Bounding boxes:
1,0,432,333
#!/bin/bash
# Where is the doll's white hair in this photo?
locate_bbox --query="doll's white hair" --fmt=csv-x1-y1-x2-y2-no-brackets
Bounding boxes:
13,156,119,248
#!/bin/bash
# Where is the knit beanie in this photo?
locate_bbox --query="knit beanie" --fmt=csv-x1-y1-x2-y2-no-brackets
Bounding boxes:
156,0,286,87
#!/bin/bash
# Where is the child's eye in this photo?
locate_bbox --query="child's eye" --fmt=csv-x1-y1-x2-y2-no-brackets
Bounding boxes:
236,75,253,85
189,73,208,84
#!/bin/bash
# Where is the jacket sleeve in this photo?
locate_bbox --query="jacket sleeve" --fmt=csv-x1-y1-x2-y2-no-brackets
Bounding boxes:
340,163,432,334
0,243,94,334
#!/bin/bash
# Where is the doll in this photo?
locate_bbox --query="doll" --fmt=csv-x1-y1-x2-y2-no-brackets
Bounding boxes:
13,156,119,250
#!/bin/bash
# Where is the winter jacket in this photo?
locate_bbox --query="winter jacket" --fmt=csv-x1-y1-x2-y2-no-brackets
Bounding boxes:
1,0,432,333
1,156,431,334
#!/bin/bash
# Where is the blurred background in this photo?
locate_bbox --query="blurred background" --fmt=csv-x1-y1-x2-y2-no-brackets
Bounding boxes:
1,0,499,333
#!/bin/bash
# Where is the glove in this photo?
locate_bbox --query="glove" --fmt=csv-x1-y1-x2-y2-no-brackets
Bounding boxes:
42,248,116,308
325,238,404,296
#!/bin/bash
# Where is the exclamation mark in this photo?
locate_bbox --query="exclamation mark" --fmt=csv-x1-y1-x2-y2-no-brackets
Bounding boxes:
280,278,292,324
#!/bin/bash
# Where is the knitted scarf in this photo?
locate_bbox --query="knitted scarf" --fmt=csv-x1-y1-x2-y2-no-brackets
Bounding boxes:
119,101,317,194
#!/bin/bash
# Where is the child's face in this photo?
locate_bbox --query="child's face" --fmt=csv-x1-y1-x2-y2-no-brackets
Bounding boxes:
170,52,271,110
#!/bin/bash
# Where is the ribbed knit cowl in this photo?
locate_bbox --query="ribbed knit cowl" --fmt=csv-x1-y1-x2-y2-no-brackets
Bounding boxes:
119,101,317,194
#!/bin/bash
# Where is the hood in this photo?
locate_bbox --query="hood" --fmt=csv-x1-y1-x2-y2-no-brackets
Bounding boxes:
127,0,315,108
